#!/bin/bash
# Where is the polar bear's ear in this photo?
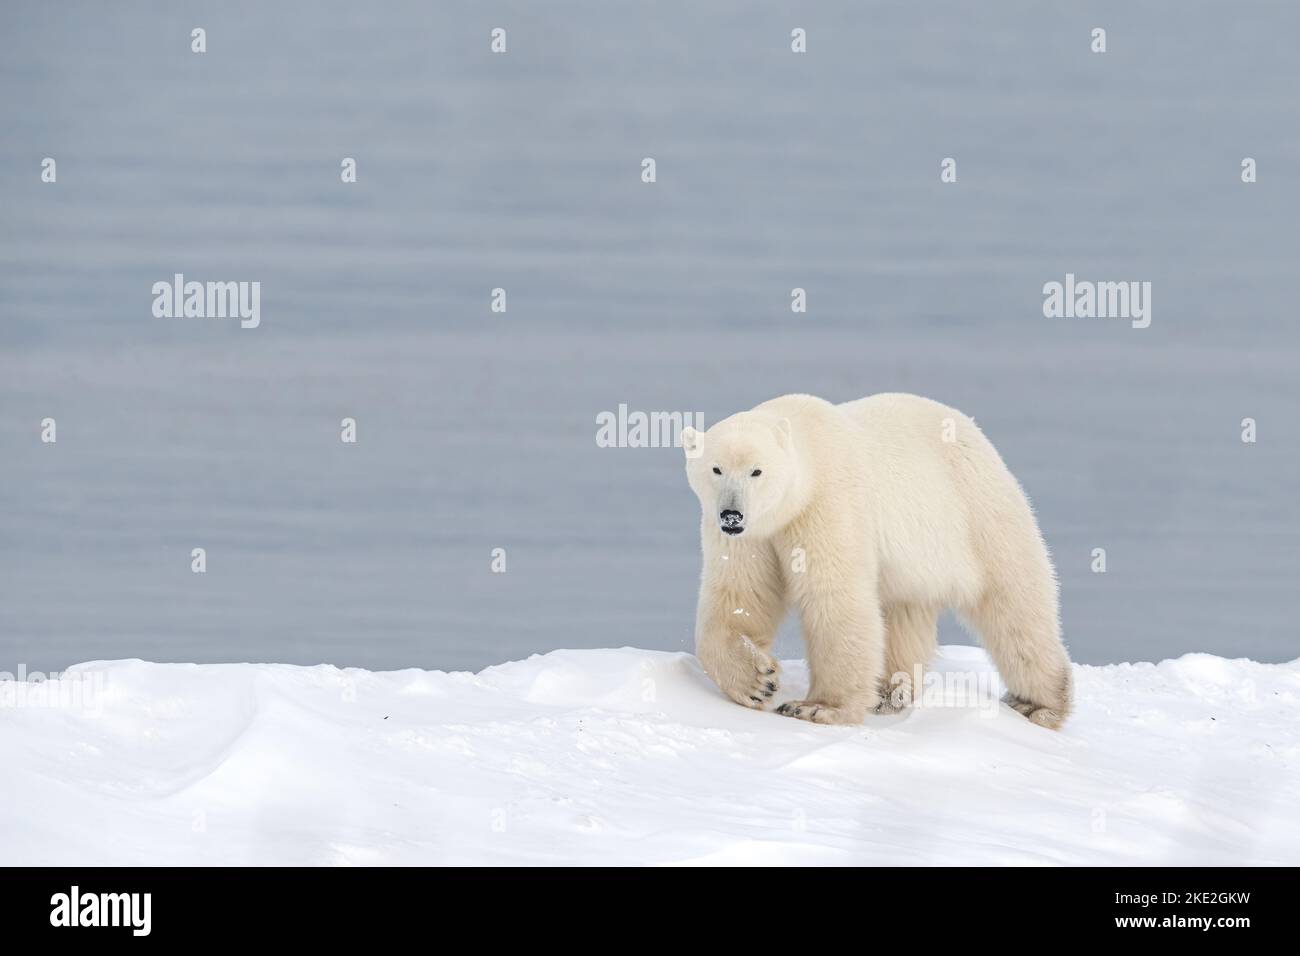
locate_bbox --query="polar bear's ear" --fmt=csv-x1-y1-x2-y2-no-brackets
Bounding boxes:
775,418,793,449
681,426,702,459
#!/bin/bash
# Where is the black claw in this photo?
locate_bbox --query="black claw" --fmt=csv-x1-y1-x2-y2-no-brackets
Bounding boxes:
765,681,777,692
750,696,763,704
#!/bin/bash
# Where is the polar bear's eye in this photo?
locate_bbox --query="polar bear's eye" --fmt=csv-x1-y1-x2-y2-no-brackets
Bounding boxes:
712,466,722,475
751,469,762,477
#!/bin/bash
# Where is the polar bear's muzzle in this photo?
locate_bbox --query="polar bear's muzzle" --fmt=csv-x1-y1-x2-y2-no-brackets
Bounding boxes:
719,509,745,535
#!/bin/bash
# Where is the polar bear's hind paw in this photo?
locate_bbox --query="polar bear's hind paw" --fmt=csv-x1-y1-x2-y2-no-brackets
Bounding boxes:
1002,693,1068,730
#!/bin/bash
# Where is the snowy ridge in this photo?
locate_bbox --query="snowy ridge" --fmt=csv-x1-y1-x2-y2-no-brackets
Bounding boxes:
2,646,1297,865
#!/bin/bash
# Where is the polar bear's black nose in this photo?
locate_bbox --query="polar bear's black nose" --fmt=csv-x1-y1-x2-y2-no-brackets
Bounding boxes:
719,510,744,534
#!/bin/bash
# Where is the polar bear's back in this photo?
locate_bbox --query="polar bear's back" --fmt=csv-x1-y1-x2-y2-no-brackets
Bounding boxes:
837,391,972,437
832,392,1045,607
836,391,1026,504
753,392,1034,525
836,392,1002,472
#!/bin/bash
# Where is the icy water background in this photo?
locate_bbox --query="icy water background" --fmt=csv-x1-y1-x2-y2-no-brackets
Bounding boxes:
2,2,1298,671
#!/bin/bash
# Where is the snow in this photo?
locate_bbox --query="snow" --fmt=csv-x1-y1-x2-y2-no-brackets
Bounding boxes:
2,646,1298,865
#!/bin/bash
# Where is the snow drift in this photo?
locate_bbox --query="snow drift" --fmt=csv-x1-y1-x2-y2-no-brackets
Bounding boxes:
2,646,1297,866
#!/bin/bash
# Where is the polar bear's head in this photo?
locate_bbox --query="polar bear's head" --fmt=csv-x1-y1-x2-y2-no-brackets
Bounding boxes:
682,414,797,540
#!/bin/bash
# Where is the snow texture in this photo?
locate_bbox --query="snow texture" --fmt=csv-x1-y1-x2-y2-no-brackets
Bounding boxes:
2,646,1297,865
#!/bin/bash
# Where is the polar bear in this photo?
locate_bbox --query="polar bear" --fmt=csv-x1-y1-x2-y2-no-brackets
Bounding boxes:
681,393,1072,729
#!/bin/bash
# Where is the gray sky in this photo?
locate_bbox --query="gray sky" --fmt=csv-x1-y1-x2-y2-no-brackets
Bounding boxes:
2,2,1297,671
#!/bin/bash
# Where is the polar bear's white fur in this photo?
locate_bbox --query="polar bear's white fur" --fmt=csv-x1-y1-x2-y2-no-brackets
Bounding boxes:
681,393,1072,729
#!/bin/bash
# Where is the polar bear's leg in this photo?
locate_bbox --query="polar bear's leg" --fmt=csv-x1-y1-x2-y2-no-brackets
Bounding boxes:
695,543,788,709
877,603,939,713
960,583,1073,730
777,582,884,725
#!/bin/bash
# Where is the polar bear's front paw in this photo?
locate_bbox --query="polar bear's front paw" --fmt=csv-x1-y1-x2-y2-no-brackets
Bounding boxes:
775,699,863,725
708,643,780,710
